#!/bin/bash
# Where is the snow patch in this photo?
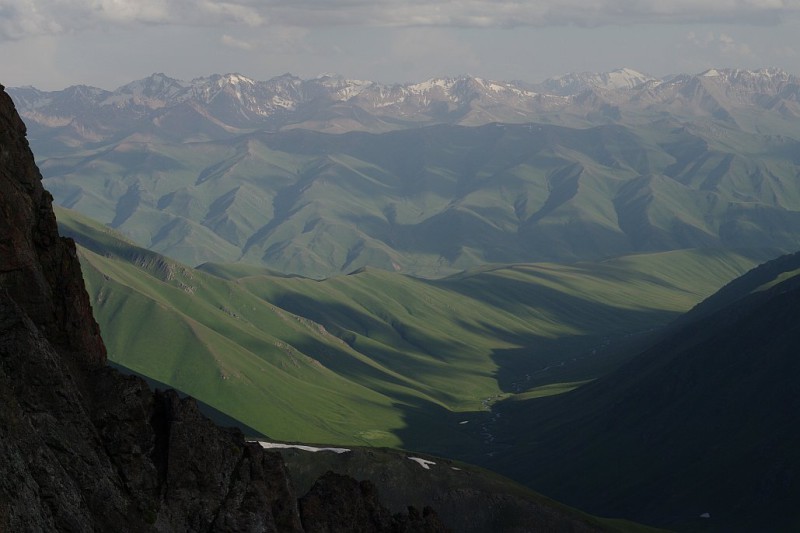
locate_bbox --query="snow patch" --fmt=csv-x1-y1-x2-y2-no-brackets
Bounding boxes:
221,73,255,86
408,457,436,470
254,441,351,454
408,78,455,94
271,96,297,109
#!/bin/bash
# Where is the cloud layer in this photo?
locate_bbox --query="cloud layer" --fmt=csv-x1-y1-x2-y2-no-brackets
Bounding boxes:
3,0,800,40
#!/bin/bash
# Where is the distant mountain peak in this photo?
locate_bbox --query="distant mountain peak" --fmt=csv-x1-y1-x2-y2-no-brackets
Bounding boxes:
218,73,256,85
116,72,185,93
407,77,458,93
700,68,722,77
536,67,655,95
698,67,793,81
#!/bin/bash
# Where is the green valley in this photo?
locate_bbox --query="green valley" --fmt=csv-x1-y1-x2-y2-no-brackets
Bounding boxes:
58,206,761,457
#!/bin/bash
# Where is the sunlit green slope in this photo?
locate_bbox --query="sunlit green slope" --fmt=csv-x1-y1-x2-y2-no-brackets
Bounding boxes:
58,206,760,454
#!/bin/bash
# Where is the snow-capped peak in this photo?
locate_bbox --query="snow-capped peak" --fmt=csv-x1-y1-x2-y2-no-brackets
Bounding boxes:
693,68,796,94
603,68,654,88
536,68,655,95
408,77,458,94
103,73,188,107
312,75,374,100
9,68,799,135
116,73,186,95
214,73,256,87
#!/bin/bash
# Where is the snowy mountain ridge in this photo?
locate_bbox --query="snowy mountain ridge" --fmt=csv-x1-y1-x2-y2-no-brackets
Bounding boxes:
532,67,656,95
9,67,800,136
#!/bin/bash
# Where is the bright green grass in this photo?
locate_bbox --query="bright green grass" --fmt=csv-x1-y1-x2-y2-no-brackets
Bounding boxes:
79,248,410,446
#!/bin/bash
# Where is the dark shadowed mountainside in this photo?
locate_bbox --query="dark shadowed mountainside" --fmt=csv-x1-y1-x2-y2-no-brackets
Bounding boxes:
486,251,800,532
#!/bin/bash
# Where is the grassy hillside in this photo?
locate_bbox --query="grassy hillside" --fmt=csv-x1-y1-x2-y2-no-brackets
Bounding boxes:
484,251,800,531
58,206,761,459
41,121,800,278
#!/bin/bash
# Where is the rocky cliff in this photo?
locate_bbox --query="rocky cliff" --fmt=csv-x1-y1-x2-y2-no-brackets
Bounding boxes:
0,83,446,532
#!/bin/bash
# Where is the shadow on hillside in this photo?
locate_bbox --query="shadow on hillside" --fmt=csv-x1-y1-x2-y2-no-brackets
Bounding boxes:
388,393,489,461
266,272,686,461
483,315,676,394
264,294,433,382
424,271,683,393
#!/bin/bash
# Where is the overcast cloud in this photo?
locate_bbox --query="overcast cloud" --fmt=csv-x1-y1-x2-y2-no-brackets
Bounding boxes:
1,0,799,89
2,0,800,39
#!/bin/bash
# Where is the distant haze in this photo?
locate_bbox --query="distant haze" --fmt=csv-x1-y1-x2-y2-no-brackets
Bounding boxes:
1,0,800,90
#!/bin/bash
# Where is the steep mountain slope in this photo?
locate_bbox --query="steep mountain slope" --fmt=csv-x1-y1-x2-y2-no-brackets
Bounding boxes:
30,119,800,278
57,206,759,456
486,252,800,531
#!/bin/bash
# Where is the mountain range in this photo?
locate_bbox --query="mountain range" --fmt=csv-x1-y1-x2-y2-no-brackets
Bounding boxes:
10,68,800,140
5,66,800,531
8,68,800,277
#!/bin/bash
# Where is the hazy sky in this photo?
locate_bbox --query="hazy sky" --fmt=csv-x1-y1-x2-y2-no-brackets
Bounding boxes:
2,0,800,90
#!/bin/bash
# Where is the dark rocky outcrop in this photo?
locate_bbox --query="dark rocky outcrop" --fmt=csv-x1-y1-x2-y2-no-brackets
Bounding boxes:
0,84,105,371
0,83,445,532
299,472,446,533
279,446,611,533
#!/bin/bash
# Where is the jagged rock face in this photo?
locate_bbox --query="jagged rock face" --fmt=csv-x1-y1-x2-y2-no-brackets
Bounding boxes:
0,84,106,368
0,83,447,532
0,296,151,531
0,298,304,531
